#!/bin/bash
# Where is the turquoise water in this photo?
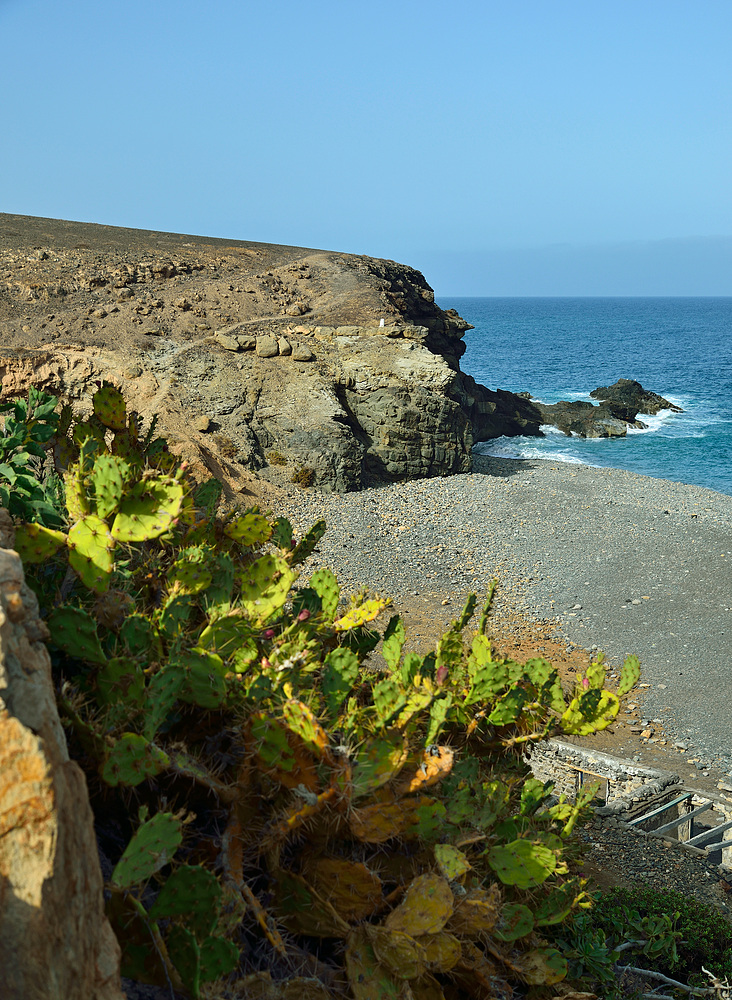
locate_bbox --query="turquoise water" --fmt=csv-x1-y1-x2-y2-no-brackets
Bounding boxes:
440,297,732,496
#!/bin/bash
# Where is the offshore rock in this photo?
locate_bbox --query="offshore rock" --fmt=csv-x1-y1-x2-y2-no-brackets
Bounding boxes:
0,510,124,1000
590,378,684,416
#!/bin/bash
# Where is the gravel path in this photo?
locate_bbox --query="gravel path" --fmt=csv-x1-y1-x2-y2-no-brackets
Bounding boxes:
275,457,732,773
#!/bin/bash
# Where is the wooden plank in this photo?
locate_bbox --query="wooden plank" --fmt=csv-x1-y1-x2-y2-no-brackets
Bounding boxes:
653,801,713,836
626,792,693,827
704,838,732,852
685,816,732,847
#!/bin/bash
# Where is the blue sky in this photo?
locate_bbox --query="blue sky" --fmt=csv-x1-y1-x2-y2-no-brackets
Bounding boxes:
2,0,731,294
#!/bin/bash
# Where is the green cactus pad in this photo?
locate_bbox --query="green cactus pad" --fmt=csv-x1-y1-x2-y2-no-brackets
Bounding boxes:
102,733,170,787
345,928,402,1000
111,478,184,541
93,384,127,432
487,687,527,726
48,606,106,664
156,593,192,640
223,512,272,546
617,653,641,695
250,712,297,779
534,878,589,926
166,924,201,998
119,614,161,658
493,902,535,942
64,464,90,521
322,646,359,717
67,515,115,593
487,839,557,889
91,453,129,520
143,669,184,740
381,615,406,672
561,689,619,735
351,731,408,798
309,566,340,619
14,522,67,564
96,657,145,707
270,515,293,549
281,700,329,757
425,695,452,745
168,546,213,595
200,551,234,609
373,678,406,724
239,553,296,623
433,844,471,882
383,873,453,936
290,519,326,565
199,935,239,983
53,435,77,474
110,810,183,888
73,418,107,450
173,650,227,709
149,864,221,939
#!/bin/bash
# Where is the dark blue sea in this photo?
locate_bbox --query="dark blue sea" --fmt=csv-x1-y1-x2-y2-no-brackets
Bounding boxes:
439,298,732,496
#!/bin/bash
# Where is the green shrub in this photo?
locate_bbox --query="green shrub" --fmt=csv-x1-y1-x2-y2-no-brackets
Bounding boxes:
0,386,65,526
290,464,315,486
266,449,287,466
591,885,732,983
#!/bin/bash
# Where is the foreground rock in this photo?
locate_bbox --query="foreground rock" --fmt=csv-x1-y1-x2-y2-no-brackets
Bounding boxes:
0,213,541,491
0,511,124,1000
534,378,683,438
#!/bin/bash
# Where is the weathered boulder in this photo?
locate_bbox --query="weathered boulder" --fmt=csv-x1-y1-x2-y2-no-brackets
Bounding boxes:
0,510,124,1000
590,378,683,415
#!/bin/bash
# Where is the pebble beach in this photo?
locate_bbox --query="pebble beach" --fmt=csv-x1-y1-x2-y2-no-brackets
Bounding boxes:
275,456,732,773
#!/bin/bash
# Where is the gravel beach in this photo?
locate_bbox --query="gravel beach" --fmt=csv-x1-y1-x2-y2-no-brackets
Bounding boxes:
273,456,732,773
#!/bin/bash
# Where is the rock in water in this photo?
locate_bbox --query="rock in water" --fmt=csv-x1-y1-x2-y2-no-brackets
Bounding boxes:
590,378,684,415
0,510,124,1000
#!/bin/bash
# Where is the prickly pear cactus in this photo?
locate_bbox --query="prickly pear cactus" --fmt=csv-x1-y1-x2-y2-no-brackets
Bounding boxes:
111,809,184,888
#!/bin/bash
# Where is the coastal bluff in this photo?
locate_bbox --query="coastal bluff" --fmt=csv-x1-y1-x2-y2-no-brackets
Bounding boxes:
0,214,541,491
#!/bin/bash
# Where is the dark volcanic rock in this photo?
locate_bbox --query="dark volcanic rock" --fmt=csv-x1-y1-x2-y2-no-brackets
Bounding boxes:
590,378,683,416
535,399,636,438
451,374,544,440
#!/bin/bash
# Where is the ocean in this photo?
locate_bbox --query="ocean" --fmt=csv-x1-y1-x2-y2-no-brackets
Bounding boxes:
439,297,732,496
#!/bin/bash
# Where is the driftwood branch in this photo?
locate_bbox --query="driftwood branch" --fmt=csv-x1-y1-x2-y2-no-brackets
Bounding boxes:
617,964,710,997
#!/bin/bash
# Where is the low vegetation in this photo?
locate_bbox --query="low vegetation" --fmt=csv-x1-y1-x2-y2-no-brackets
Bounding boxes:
4,383,728,998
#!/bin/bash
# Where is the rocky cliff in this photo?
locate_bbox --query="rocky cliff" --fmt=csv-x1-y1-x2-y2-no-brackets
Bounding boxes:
0,214,540,491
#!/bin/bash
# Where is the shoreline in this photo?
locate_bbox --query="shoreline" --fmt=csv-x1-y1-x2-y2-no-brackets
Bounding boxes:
271,456,732,777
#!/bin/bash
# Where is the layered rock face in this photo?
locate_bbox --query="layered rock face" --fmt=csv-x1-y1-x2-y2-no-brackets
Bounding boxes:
0,511,124,1000
0,214,537,491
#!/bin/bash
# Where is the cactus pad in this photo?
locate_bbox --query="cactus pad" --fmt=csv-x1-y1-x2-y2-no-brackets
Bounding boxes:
274,870,350,938
503,946,567,986
345,927,402,1000
67,515,115,593
493,902,534,941
111,478,184,542
49,606,106,664
433,844,471,882
223,512,272,546
198,935,239,984
239,552,296,622
561,688,619,735
381,615,406,672
290,519,326,565
309,566,340,619
419,932,462,973
365,925,426,980
333,598,386,632
447,885,502,936
394,746,454,796
102,733,170,787
168,546,213,595
143,669,184,740
488,838,557,889
96,657,145,707
321,646,359,717
305,858,383,922
14,522,67,563
92,453,128,519
93,383,127,431
174,650,227,709
617,653,641,695
281,700,328,757
166,925,201,998
249,712,316,789
149,864,221,939
383,874,453,936
110,810,183,888
351,732,408,798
